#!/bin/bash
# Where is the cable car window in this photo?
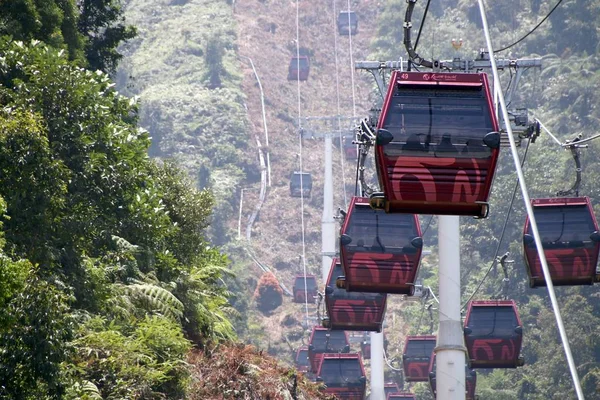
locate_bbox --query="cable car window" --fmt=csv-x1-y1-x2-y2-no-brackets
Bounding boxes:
328,264,380,300
405,340,435,357
468,307,517,337
296,276,318,290
529,205,596,246
320,359,362,384
338,12,357,24
291,57,309,69
345,207,416,253
296,349,309,366
382,87,494,158
312,330,348,351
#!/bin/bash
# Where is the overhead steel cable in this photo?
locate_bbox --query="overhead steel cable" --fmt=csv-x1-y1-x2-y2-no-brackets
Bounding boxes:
346,0,357,118
295,0,310,325
478,1,585,398
332,0,348,209
462,136,532,309
494,0,566,53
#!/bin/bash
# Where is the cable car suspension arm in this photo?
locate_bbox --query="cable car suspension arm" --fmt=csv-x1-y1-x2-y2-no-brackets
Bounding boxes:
404,0,435,68
557,134,585,197
355,118,379,196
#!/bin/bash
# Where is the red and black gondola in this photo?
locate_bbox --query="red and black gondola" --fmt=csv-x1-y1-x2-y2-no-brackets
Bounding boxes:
463,300,524,368
287,56,310,81
323,258,388,332
523,197,600,287
428,353,476,400
308,326,350,373
402,335,436,382
292,274,318,303
315,353,366,400
338,196,422,294
294,346,310,374
373,71,500,217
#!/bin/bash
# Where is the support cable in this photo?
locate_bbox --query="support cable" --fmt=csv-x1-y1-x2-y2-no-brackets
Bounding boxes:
478,1,585,398
494,0,565,53
462,137,532,309
295,0,310,325
332,0,348,208
346,0,357,118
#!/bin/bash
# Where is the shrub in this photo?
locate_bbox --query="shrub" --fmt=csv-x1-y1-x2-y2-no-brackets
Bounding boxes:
254,272,283,313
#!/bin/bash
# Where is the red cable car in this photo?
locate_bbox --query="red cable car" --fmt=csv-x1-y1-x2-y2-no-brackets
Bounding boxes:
308,326,350,373
523,197,600,287
338,196,422,294
323,258,388,332
360,335,371,360
288,56,310,81
294,346,310,374
373,71,500,217
387,393,415,400
428,353,477,400
464,300,524,368
315,353,366,399
292,274,318,303
384,382,401,397
402,335,436,382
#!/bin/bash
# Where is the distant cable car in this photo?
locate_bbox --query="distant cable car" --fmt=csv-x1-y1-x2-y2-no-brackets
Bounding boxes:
344,136,359,160
402,335,436,382
360,334,371,360
463,300,524,368
523,197,600,287
308,326,350,373
290,171,312,198
323,258,387,331
337,196,422,294
372,71,500,217
292,274,318,303
384,382,401,397
337,11,358,35
316,353,366,399
387,393,416,400
429,353,476,400
295,346,310,373
288,56,310,81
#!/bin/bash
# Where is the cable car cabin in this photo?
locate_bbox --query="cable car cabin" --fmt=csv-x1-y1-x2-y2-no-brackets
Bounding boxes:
523,197,600,287
402,335,436,382
290,171,312,198
315,353,366,400
338,196,422,294
429,354,477,400
288,56,310,81
463,300,524,368
308,327,350,373
295,346,310,373
323,258,388,332
292,274,318,303
374,71,500,217
344,136,358,160
337,11,358,35
387,393,416,400
384,382,401,397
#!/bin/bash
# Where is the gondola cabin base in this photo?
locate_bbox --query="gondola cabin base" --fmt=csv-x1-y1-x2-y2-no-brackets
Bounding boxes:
523,197,600,287
374,71,500,217
464,300,524,368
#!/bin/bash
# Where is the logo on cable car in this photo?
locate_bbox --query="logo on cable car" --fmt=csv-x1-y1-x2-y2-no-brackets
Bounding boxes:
430,74,458,81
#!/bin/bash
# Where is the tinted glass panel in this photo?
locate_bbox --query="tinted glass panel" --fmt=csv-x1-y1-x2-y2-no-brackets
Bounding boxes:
382,86,494,159
312,330,348,351
405,339,436,357
327,265,379,300
291,173,312,186
321,359,363,384
468,307,518,336
338,12,357,23
296,276,318,290
529,205,596,246
291,58,309,68
296,349,309,366
345,206,416,253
